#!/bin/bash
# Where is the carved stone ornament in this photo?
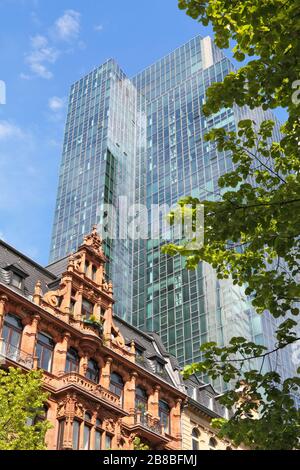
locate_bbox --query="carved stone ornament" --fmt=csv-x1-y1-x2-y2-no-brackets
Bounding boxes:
74,401,84,419
104,418,115,433
83,225,104,256
73,253,84,272
43,282,68,307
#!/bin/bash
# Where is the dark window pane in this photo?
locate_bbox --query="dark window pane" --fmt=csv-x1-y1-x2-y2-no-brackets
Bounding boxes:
72,420,80,450
66,348,80,373
83,425,90,450
57,420,65,449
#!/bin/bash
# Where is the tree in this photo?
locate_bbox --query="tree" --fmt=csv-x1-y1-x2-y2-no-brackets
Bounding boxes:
163,0,300,449
133,437,150,451
0,367,51,450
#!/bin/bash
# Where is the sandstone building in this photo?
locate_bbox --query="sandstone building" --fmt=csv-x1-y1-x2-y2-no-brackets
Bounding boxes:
0,227,242,451
0,228,185,450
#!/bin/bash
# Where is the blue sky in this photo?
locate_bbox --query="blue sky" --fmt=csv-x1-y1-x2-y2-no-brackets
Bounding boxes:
0,0,285,266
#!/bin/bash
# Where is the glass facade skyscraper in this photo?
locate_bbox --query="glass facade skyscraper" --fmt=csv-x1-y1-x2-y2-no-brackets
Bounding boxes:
50,35,296,389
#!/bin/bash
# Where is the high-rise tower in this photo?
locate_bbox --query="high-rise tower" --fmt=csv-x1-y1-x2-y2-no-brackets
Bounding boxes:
50,36,295,389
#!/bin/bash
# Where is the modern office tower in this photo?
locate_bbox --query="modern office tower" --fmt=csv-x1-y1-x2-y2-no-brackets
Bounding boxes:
50,36,295,389
49,60,146,318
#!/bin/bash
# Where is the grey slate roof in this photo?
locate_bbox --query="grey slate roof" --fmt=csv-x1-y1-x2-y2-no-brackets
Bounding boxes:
46,256,69,278
185,375,227,418
0,240,56,298
113,316,180,387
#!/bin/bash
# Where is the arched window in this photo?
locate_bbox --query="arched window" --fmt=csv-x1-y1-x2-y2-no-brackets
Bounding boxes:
192,428,200,450
159,400,170,434
36,332,54,372
110,372,124,401
86,359,100,383
65,348,80,373
135,386,148,413
3,314,23,353
209,437,217,450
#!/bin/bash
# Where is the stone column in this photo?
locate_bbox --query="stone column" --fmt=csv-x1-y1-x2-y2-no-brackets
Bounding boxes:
170,399,182,441
73,287,83,320
123,372,137,425
52,332,71,375
60,274,72,316
20,314,40,360
79,353,88,376
103,303,113,342
93,302,101,322
0,295,8,338
100,357,113,389
148,385,160,418
33,281,42,306
63,417,74,450
96,263,104,286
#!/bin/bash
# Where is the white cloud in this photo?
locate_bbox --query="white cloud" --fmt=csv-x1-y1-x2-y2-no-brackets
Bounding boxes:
94,24,103,32
25,35,59,79
31,34,48,49
0,121,25,141
23,10,81,79
54,10,81,41
20,72,32,80
48,96,65,111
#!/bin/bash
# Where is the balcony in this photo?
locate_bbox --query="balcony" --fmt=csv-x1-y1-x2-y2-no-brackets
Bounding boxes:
122,411,169,445
0,339,34,369
43,372,126,413
134,411,162,435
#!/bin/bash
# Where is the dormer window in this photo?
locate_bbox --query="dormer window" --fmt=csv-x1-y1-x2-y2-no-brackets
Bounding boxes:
136,347,144,362
4,264,28,291
156,361,164,374
11,272,23,289
149,354,166,375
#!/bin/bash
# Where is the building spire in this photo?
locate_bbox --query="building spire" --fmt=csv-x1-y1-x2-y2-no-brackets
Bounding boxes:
82,225,105,258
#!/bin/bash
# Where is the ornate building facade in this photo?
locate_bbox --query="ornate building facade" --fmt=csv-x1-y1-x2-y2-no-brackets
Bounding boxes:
182,377,244,451
0,228,185,450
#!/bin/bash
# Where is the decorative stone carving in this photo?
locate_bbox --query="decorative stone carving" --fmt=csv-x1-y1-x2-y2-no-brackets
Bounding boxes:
43,282,68,308
73,253,84,272
74,401,84,419
104,418,115,433
82,225,103,256
111,324,125,348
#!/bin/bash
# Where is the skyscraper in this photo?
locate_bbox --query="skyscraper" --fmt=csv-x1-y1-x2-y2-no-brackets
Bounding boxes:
49,59,146,318
49,36,295,389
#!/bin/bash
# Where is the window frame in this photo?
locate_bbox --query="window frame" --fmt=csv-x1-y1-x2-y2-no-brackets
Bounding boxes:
36,332,54,373
85,358,100,384
65,347,80,373
159,399,170,434
2,313,23,351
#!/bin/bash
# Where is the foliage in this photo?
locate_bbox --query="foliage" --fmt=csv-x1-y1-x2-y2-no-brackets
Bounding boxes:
133,437,150,451
162,0,300,449
0,367,51,450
